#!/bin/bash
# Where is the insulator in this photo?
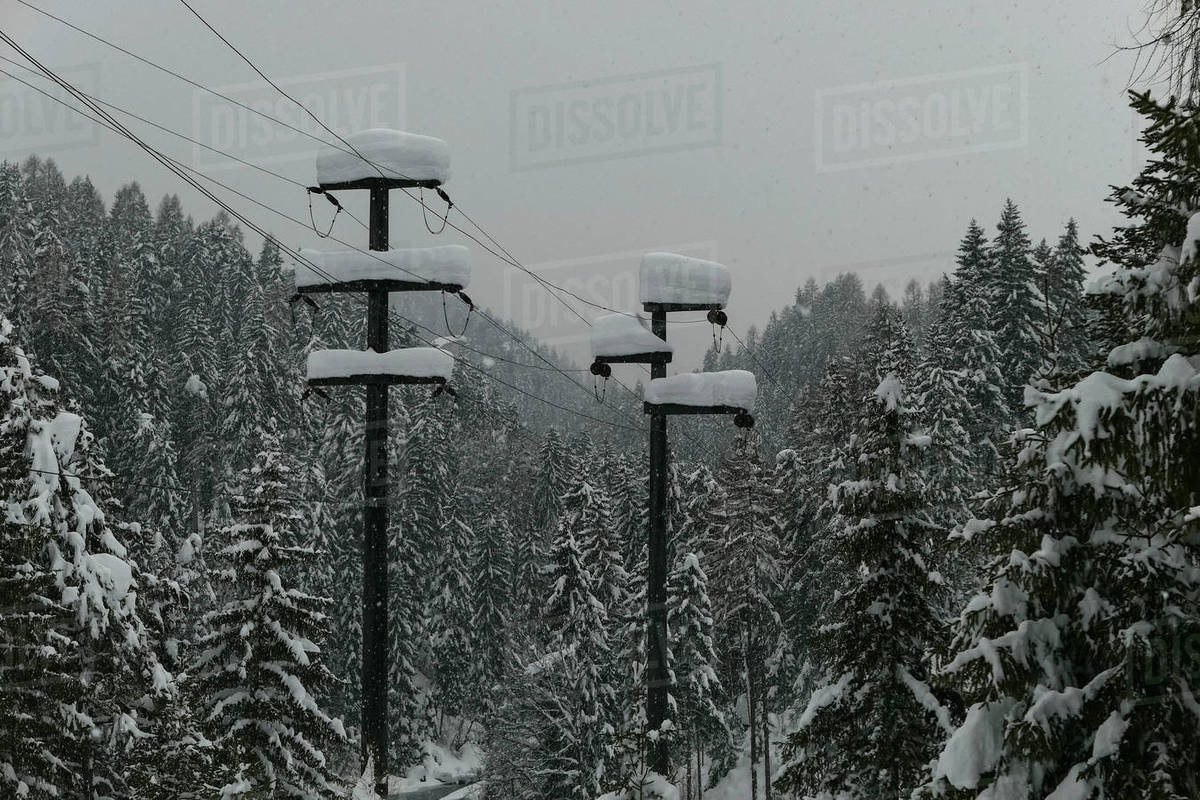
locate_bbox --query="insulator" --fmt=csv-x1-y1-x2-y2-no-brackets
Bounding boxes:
590,361,612,378
707,309,728,327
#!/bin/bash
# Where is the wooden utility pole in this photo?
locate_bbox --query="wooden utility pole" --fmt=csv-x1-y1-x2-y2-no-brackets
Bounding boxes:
302,162,462,797
646,308,671,775
592,255,752,782
362,186,391,795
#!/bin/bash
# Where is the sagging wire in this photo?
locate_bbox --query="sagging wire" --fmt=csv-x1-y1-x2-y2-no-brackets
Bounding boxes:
421,186,453,234
442,290,475,338
287,293,319,324
306,186,343,237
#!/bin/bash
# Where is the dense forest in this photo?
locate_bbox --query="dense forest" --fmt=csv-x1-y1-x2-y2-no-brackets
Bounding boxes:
2,88,1199,800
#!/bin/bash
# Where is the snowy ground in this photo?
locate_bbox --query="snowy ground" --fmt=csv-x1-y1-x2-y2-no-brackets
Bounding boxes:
387,742,482,798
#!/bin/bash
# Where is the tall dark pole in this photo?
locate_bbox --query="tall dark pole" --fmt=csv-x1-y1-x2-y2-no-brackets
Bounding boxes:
363,186,390,797
647,308,670,776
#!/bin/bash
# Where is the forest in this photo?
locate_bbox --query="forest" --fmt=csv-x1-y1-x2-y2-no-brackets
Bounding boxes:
1,62,1199,800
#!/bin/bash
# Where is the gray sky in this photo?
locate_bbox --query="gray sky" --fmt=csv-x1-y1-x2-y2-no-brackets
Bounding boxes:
2,0,1154,369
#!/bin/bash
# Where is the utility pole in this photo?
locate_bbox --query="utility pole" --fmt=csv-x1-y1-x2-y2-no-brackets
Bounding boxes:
590,253,754,779
646,308,670,775
362,186,390,796
302,129,462,799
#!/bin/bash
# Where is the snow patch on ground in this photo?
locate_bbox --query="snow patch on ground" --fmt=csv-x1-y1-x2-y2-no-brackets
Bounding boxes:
389,741,483,795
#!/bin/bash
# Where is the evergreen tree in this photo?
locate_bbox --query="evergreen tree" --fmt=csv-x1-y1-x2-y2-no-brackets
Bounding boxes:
933,220,1011,477
922,90,1200,800
778,374,947,800
986,199,1044,409
667,551,729,797
192,445,345,799
540,480,617,800
1039,219,1092,378
0,315,169,798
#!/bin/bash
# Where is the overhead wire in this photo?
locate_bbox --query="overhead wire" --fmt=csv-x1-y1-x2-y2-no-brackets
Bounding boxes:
0,52,642,435
0,26,732,460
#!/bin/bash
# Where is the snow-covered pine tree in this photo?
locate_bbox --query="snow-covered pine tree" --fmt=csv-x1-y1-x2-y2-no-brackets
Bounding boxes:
1039,219,1092,379
920,90,1200,800
514,428,571,615
986,199,1044,410
706,432,781,800
470,510,514,716
778,373,947,800
667,550,729,799
192,444,346,799
934,219,1011,477
0,162,38,354
0,320,81,798
428,475,478,744
0,314,171,798
540,478,618,800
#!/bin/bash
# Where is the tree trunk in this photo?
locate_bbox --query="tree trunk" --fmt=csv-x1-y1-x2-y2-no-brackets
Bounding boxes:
762,694,772,800
685,724,693,800
745,626,758,800
696,728,704,800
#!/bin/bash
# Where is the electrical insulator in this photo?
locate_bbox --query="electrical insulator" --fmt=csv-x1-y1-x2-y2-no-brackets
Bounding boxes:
590,361,612,378
706,309,728,327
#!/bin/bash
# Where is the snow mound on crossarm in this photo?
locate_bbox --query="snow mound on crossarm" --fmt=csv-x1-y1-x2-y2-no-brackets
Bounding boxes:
315,128,449,185
591,313,673,358
307,348,454,382
296,245,469,289
644,370,756,412
639,252,731,306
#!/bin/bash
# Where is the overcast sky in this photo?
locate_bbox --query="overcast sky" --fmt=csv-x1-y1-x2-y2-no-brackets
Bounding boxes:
2,0,1156,369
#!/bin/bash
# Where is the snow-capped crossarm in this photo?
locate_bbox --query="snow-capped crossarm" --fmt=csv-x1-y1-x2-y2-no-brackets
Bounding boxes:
314,128,450,189
590,313,674,362
639,252,732,310
295,245,470,293
306,347,454,386
644,370,756,412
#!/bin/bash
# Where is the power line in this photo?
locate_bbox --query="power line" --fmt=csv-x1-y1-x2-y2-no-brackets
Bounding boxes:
14,1,714,328
0,49,658,431
724,325,797,405
0,53,640,435
0,36,728,459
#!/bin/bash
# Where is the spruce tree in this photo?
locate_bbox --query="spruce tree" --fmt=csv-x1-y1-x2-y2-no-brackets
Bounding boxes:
778,374,947,800
192,445,346,799
922,90,1200,800
986,199,1044,409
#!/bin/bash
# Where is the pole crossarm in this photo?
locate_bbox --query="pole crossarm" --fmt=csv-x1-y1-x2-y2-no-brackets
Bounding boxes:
593,352,673,366
641,402,748,416
316,176,441,192
308,374,448,387
297,278,465,295
641,301,724,314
